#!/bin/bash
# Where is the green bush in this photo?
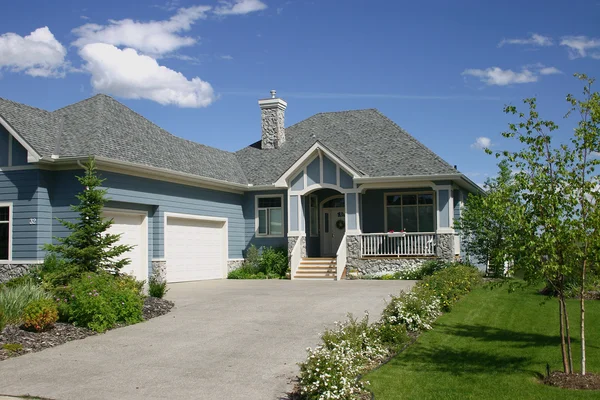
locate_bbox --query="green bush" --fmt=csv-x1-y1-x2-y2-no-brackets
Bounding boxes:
0,281,51,324
22,298,59,332
63,273,144,332
417,264,483,311
0,308,6,332
148,276,169,298
260,247,288,276
373,322,410,352
3,274,35,289
2,343,23,353
228,245,288,279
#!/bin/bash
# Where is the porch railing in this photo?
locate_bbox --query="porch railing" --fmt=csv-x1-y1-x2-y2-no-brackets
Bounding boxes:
360,233,436,257
336,233,347,280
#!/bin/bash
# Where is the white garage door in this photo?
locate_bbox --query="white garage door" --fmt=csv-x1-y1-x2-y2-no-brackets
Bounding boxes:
165,215,227,282
103,210,148,282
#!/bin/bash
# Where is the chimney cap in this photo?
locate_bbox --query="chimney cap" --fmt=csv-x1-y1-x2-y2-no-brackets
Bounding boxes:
270,89,277,98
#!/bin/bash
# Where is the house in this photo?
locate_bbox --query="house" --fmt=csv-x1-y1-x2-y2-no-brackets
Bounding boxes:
0,91,482,283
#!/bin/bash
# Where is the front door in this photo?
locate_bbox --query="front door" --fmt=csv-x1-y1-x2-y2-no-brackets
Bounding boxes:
321,207,345,256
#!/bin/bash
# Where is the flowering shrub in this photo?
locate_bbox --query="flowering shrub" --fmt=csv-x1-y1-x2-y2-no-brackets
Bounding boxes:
296,262,483,399
381,289,441,332
21,298,59,332
299,314,389,400
418,264,483,311
60,272,144,332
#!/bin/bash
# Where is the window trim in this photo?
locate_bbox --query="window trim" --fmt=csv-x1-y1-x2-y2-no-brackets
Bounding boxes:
255,194,284,238
309,194,319,237
0,202,12,261
383,191,435,233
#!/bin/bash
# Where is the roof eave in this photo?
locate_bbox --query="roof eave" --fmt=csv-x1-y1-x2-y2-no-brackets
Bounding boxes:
354,174,484,194
38,156,250,194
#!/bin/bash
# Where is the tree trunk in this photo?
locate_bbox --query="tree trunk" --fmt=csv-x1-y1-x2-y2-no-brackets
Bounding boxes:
559,298,569,373
581,259,587,375
562,297,574,374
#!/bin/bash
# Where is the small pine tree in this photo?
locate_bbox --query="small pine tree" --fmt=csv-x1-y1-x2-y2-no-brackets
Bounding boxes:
44,158,133,282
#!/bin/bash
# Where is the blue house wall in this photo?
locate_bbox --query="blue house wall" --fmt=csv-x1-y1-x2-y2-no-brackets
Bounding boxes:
47,170,247,264
242,190,288,253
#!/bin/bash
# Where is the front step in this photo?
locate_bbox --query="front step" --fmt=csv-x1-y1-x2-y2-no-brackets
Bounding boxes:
294,257,337,280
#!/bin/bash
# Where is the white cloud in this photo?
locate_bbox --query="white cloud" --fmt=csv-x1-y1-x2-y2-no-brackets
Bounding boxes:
220,54,233,60
79,43,215,108
214,0,267,15
471,137,492,150
462,67,538,86
560,35,600,59
0,27,67,78
72,6,211,56
498,33,553,47
539,66,562,75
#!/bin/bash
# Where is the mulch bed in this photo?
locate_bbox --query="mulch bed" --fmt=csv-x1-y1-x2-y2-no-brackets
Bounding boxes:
544,371,600,390
0,297,174,361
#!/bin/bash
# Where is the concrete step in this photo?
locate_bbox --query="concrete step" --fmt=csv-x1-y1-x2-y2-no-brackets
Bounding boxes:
296,269,336,275
300,259,336,265
293,275,337,280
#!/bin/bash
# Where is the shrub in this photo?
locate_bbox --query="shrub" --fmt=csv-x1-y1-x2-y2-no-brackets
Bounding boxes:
148,276,168,298
381,289,441,332
260,247,288,276
372,322,410,352
0,282,51,324
0,308,6,332
3,274,35,289
299,314,389,400
228,245,288,279
21,298,59,332
418,264,483,311
63,273,144,332
2,343,23,353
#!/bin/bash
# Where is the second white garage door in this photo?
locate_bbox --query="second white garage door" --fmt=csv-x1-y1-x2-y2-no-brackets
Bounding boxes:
165,215,227,282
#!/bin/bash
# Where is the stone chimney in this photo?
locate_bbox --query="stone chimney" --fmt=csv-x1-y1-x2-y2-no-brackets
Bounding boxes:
258,90,287,149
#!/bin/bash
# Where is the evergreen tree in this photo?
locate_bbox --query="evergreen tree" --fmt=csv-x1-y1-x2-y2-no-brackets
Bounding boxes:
44,158,133,282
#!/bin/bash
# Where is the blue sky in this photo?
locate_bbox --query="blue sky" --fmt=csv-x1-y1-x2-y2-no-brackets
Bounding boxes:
0,0,599,186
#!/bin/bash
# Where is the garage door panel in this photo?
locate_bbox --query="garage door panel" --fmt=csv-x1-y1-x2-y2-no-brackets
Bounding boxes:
166,216,226,282
103,211,147,282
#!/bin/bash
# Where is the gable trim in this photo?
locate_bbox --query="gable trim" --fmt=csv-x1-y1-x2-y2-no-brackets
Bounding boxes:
0,115,41,162
274,142,362,187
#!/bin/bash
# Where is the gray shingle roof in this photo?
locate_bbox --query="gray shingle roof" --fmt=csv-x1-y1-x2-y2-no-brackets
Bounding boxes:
0,95,248,185
0,95,461,188
235,109,460,185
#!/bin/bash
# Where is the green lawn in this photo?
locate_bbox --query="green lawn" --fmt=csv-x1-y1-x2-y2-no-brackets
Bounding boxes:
366,285,600,400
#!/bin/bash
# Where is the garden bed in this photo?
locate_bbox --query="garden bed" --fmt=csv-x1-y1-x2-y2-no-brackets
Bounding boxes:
0,297,173,361
545,372,600,390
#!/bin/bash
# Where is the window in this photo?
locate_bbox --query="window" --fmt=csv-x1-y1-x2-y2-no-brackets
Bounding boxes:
309,195,319,237
0,205,10,260
256,196,283,237
385,193,434,232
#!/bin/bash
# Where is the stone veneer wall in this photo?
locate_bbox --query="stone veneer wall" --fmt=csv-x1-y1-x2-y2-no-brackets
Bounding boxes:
227,259,245,272
261,105,286,149
0,263,37,283
435,233,455,261
151,260,167,282
345,234,456,276
287,236,307,268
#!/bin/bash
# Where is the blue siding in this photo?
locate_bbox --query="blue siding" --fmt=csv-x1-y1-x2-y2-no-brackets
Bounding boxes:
0,169,48,260
0,128,8,166
340,170,353,189
438,189,450,228
323,156,337,185
453,189,461,223
242,190,287,252
306,157,320,186
11,138,28,166
49,170,246,262
291,171,304,191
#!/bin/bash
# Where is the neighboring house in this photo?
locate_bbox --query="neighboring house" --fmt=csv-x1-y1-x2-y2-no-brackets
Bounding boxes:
0,91,482,282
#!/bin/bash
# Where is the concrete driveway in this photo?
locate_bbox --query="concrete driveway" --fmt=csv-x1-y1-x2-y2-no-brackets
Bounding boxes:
0,279,414,400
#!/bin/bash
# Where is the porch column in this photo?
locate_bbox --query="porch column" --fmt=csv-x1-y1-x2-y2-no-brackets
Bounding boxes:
287,192,306,262
434,185,455,260
344,191,361,235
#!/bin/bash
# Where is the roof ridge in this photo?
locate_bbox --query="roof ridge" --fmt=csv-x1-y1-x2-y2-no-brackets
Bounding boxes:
51,93,106,113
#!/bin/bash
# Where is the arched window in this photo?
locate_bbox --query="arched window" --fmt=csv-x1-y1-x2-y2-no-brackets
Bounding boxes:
322,197,345,208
